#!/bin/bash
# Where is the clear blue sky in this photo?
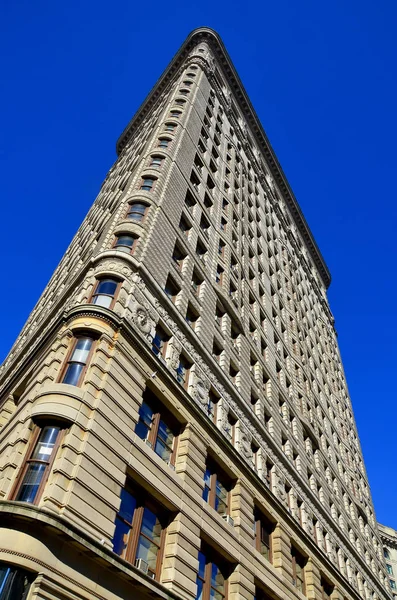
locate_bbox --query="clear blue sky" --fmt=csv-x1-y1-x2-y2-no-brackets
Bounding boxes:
1,1,396,527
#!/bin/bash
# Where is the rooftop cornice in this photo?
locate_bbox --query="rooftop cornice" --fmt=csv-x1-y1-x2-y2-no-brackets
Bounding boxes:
116,27,331,289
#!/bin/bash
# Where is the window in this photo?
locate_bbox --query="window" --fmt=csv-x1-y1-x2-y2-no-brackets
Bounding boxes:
61,336,94,386
175,98,186,106
216,265,224,285
191,270,203,297
170,110,181,118
164,123,176,132
202,459,231,516
150,155,163,167
179,216,191,236
140,178,155,192
135,389,179,465
208,390,219,423
387,564,394,575
12,425,63,504
186,305,199,330
254,509,274,562
0,563,34,599
384,548,391,559
90,278,120,308
172,244,186,270
158,138,169,148
254,587,272,600
114,234,137,254
291,546,306,594
390,580,396,590
196,544,228,600
164,277,179,302
321,578,334,600
151,325,169,358
113,481,168,580
126,202,148,222
176,355,191,388
196,240,207,264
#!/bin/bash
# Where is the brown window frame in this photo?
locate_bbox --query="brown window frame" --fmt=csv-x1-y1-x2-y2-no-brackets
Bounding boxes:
114,481,169,581
113,233,138,255
58,335,96,387
140,177,156,192
196,543,228,600
125,201,149,223
10,424,65,505
89,278,121,309
176,355,191,390
135,391,179,467
203,459,232,516
254,508,274,562
291,545,306,594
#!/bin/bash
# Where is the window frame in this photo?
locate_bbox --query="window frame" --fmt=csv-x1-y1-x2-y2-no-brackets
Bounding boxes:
113,481,168,580
196,545,228,600
202,460,231,517
10,424,65,505
59,335,96,387
89,278,121,309
113,234,138,255
126,201,149,223
254,508,274,562
135,393,179,467
291,545,306,594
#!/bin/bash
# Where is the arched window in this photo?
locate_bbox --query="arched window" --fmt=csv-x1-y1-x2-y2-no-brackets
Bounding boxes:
150,155,163,167
126,202,148,222
170,110,181,119
90,278,120,308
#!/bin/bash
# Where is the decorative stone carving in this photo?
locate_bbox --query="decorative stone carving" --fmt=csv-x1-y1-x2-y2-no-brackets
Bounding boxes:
190,370,210,408
238,425,252,461
130,302,154,339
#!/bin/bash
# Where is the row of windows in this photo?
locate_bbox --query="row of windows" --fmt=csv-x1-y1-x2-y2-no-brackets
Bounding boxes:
86,274,373,541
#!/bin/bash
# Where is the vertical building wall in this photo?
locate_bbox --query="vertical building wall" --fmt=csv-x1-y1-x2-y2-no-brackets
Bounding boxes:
0,27,392,600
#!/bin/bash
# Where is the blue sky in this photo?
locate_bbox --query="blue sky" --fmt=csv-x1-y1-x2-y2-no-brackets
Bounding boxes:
1,1,396,527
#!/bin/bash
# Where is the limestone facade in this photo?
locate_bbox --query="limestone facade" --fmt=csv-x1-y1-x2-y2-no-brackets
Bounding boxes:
0,27,392,600
379,524,397,598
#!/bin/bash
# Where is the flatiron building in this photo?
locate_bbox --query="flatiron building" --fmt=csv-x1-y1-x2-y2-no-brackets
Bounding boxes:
0,27,391,600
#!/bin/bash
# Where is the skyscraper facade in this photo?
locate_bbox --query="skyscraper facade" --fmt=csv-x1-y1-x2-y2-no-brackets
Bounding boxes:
0,27,391,600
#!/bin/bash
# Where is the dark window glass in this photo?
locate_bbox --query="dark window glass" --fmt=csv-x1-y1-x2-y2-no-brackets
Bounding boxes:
0,562,33,600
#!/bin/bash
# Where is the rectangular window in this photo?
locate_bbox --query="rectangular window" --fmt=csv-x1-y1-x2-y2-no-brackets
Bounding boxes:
176,356,191,389
202,460,231,517
196,544,228,600
151,325,169,358
61,336,94,386
135,390,179,466
254,509,274,562
164,277,180,302
321,578,334,600
291,545,306,594
12,425,63,504
112,481,168,580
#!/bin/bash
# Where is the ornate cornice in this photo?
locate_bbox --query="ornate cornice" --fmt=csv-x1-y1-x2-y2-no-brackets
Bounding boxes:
116,27,331,289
